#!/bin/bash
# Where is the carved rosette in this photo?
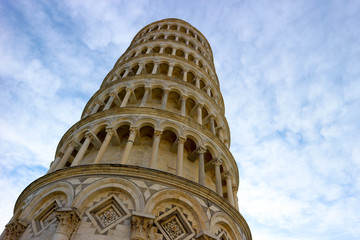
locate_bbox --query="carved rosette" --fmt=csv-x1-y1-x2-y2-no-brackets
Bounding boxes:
3,219,27,240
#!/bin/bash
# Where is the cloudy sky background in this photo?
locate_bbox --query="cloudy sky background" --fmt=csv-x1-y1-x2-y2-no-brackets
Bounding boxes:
1,0,359,239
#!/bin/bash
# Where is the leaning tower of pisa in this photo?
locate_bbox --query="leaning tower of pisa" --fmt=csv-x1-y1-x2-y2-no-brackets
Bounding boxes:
1,19,251,240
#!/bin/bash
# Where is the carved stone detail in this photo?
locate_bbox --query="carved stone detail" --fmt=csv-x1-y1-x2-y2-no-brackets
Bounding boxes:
155,206,195,240
3,219,27,240
86,194,131,234
130,212,155,240
53,208,80,240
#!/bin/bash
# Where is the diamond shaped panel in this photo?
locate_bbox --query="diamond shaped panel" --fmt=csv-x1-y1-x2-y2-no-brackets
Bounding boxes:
86,194,130,234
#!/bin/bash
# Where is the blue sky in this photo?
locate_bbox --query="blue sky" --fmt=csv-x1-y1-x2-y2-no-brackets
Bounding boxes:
1,0,359,239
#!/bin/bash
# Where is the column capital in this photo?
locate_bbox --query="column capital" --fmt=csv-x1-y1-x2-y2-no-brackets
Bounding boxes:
212,157,222,166
181,95,188,101
223,170,233,178
144,86,152,91
129,127,138,134
125,87,133,92
109,91,117,98
84,132,94,140
105,127,115,135
177,137,186,144
232,184,238,191
4,219,28,240
196,146,207,154
130,213,155,240
56,152,64,159
68,141,78,148
95,100,103,105
163,88,170,93
153,130,163,137
54,207,80,239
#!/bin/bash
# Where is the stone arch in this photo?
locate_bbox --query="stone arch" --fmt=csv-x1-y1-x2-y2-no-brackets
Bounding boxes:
73,178,144,214
210,212,243,240
159,122,181,138
183,129,202,147
134,117,158,130
111,118,134,130
90,121,111,135
144,189,208,231
20,182,74,221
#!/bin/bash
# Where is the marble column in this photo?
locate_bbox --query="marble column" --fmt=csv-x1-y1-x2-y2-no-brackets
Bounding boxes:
224,171,234,206
52,208,80,240
213,158,223,197
197,104,203,125
149,130,162,168
48,153,64,173
167,64,174,77
197,147,207,186
183,70,188,82
161,90,169,110
209,116,216,134
71,133,93,167
180,96,187,116
176,137,186,176
55,142,77,171
103,93,116,110
218,127,224,142
136,63,144,75
151,63,158,74
121,127,137,164
93,128,114,164
90,100,103,114
140,87,150,107
120,88,132,108
233,184,239,210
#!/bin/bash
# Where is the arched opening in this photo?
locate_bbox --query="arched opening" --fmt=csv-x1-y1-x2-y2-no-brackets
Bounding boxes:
141,48,147,54
171,65,183,80
179,26,186,33
166,91,181,114
157,130,177,173
153,46,161,53
187,72,195,84
183,137,198,182
179,38,186,44
168,35,176,41
175,49,185,58
188,54,194,62
164,47,172,55
150,88,164,107
158,63,169,75
129,126,154,167
145,62,154,74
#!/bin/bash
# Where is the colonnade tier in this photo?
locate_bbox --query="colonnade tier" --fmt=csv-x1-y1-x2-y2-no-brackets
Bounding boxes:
101,54,223,108
82,78,231,146
101,38,224,109
53,109,238,188
130,18,214,65
108,40,220,94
